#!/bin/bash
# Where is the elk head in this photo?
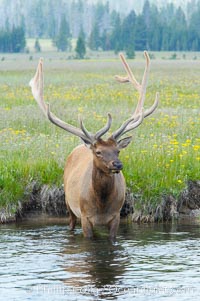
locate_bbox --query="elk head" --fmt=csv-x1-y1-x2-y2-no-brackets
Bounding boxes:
89,137,132,175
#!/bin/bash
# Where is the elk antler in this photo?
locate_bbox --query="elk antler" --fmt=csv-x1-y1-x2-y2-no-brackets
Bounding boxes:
29,58,112,145
111,51,159,140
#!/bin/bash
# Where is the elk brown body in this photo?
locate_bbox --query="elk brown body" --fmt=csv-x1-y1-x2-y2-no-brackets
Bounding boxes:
29,51,158,239
64,139,128,239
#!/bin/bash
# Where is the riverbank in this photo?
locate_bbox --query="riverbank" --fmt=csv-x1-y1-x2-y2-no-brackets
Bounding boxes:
1,180,200,224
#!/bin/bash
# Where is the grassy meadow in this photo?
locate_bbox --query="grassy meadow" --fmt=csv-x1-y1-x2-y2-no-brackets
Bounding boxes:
0,51,200,211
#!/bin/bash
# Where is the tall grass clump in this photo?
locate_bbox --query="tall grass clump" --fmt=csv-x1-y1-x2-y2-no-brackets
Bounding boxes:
0,54,200,210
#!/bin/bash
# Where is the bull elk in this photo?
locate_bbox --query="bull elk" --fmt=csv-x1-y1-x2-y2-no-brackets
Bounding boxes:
29,51,158,240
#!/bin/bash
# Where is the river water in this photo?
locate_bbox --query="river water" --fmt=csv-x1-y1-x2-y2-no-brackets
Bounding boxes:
0,218,199,301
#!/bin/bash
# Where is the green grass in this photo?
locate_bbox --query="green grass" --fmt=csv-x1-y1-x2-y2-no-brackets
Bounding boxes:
0,52,200,209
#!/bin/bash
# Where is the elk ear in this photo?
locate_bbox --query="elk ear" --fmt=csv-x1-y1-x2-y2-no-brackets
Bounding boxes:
117,136,132,149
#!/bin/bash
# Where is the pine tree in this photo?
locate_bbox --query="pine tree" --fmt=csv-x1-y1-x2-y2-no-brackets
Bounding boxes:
75,34,86,59
148,5,161,50
135,15,147,50
125,45,135,59
88,22,101,50
54,15,71,51
101,30,111,51
121,10,136,56
142,0,151,49
188,5,200,50
34,38,41,52
110,12,122,53
11,25,26,53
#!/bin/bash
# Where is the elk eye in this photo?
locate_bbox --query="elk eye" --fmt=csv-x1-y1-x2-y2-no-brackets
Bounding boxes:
96,150,102,156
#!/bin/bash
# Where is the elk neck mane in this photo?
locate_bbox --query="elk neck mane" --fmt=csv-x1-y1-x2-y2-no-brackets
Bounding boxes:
92,163,116,207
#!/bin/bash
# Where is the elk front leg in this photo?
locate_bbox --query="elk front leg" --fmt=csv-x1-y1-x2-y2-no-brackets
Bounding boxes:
81,216,94,238
108,214,120,240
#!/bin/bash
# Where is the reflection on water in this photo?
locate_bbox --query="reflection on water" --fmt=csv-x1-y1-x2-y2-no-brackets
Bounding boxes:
0,219,200,301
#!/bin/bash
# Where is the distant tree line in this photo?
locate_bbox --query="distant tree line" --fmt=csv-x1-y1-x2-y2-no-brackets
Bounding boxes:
53,0,200,57
88,0,200,57
0,24,26,53
0,0,200,55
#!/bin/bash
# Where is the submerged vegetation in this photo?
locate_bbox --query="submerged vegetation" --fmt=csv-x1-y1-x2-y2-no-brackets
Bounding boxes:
0,52,200,215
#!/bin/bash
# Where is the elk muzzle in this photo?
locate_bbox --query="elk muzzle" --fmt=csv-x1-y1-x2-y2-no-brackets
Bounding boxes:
110,160,123,173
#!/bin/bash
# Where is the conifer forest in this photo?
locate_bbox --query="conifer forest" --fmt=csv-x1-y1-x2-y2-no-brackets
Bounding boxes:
0,0,200,54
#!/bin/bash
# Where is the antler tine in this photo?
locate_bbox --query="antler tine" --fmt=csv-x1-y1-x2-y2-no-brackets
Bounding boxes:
120,111,144,135
143,92,159,118
131,91,159,122
79,113,112,143
112,113,144,140
111,116,135,140
134,50,150,116
95,113,112,140
29,58,47,116
111,51,158,140
114,51,151,121
116,53,141,92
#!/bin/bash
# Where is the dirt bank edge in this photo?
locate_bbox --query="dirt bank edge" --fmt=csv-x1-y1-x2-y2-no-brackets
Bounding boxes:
1,180,200,224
